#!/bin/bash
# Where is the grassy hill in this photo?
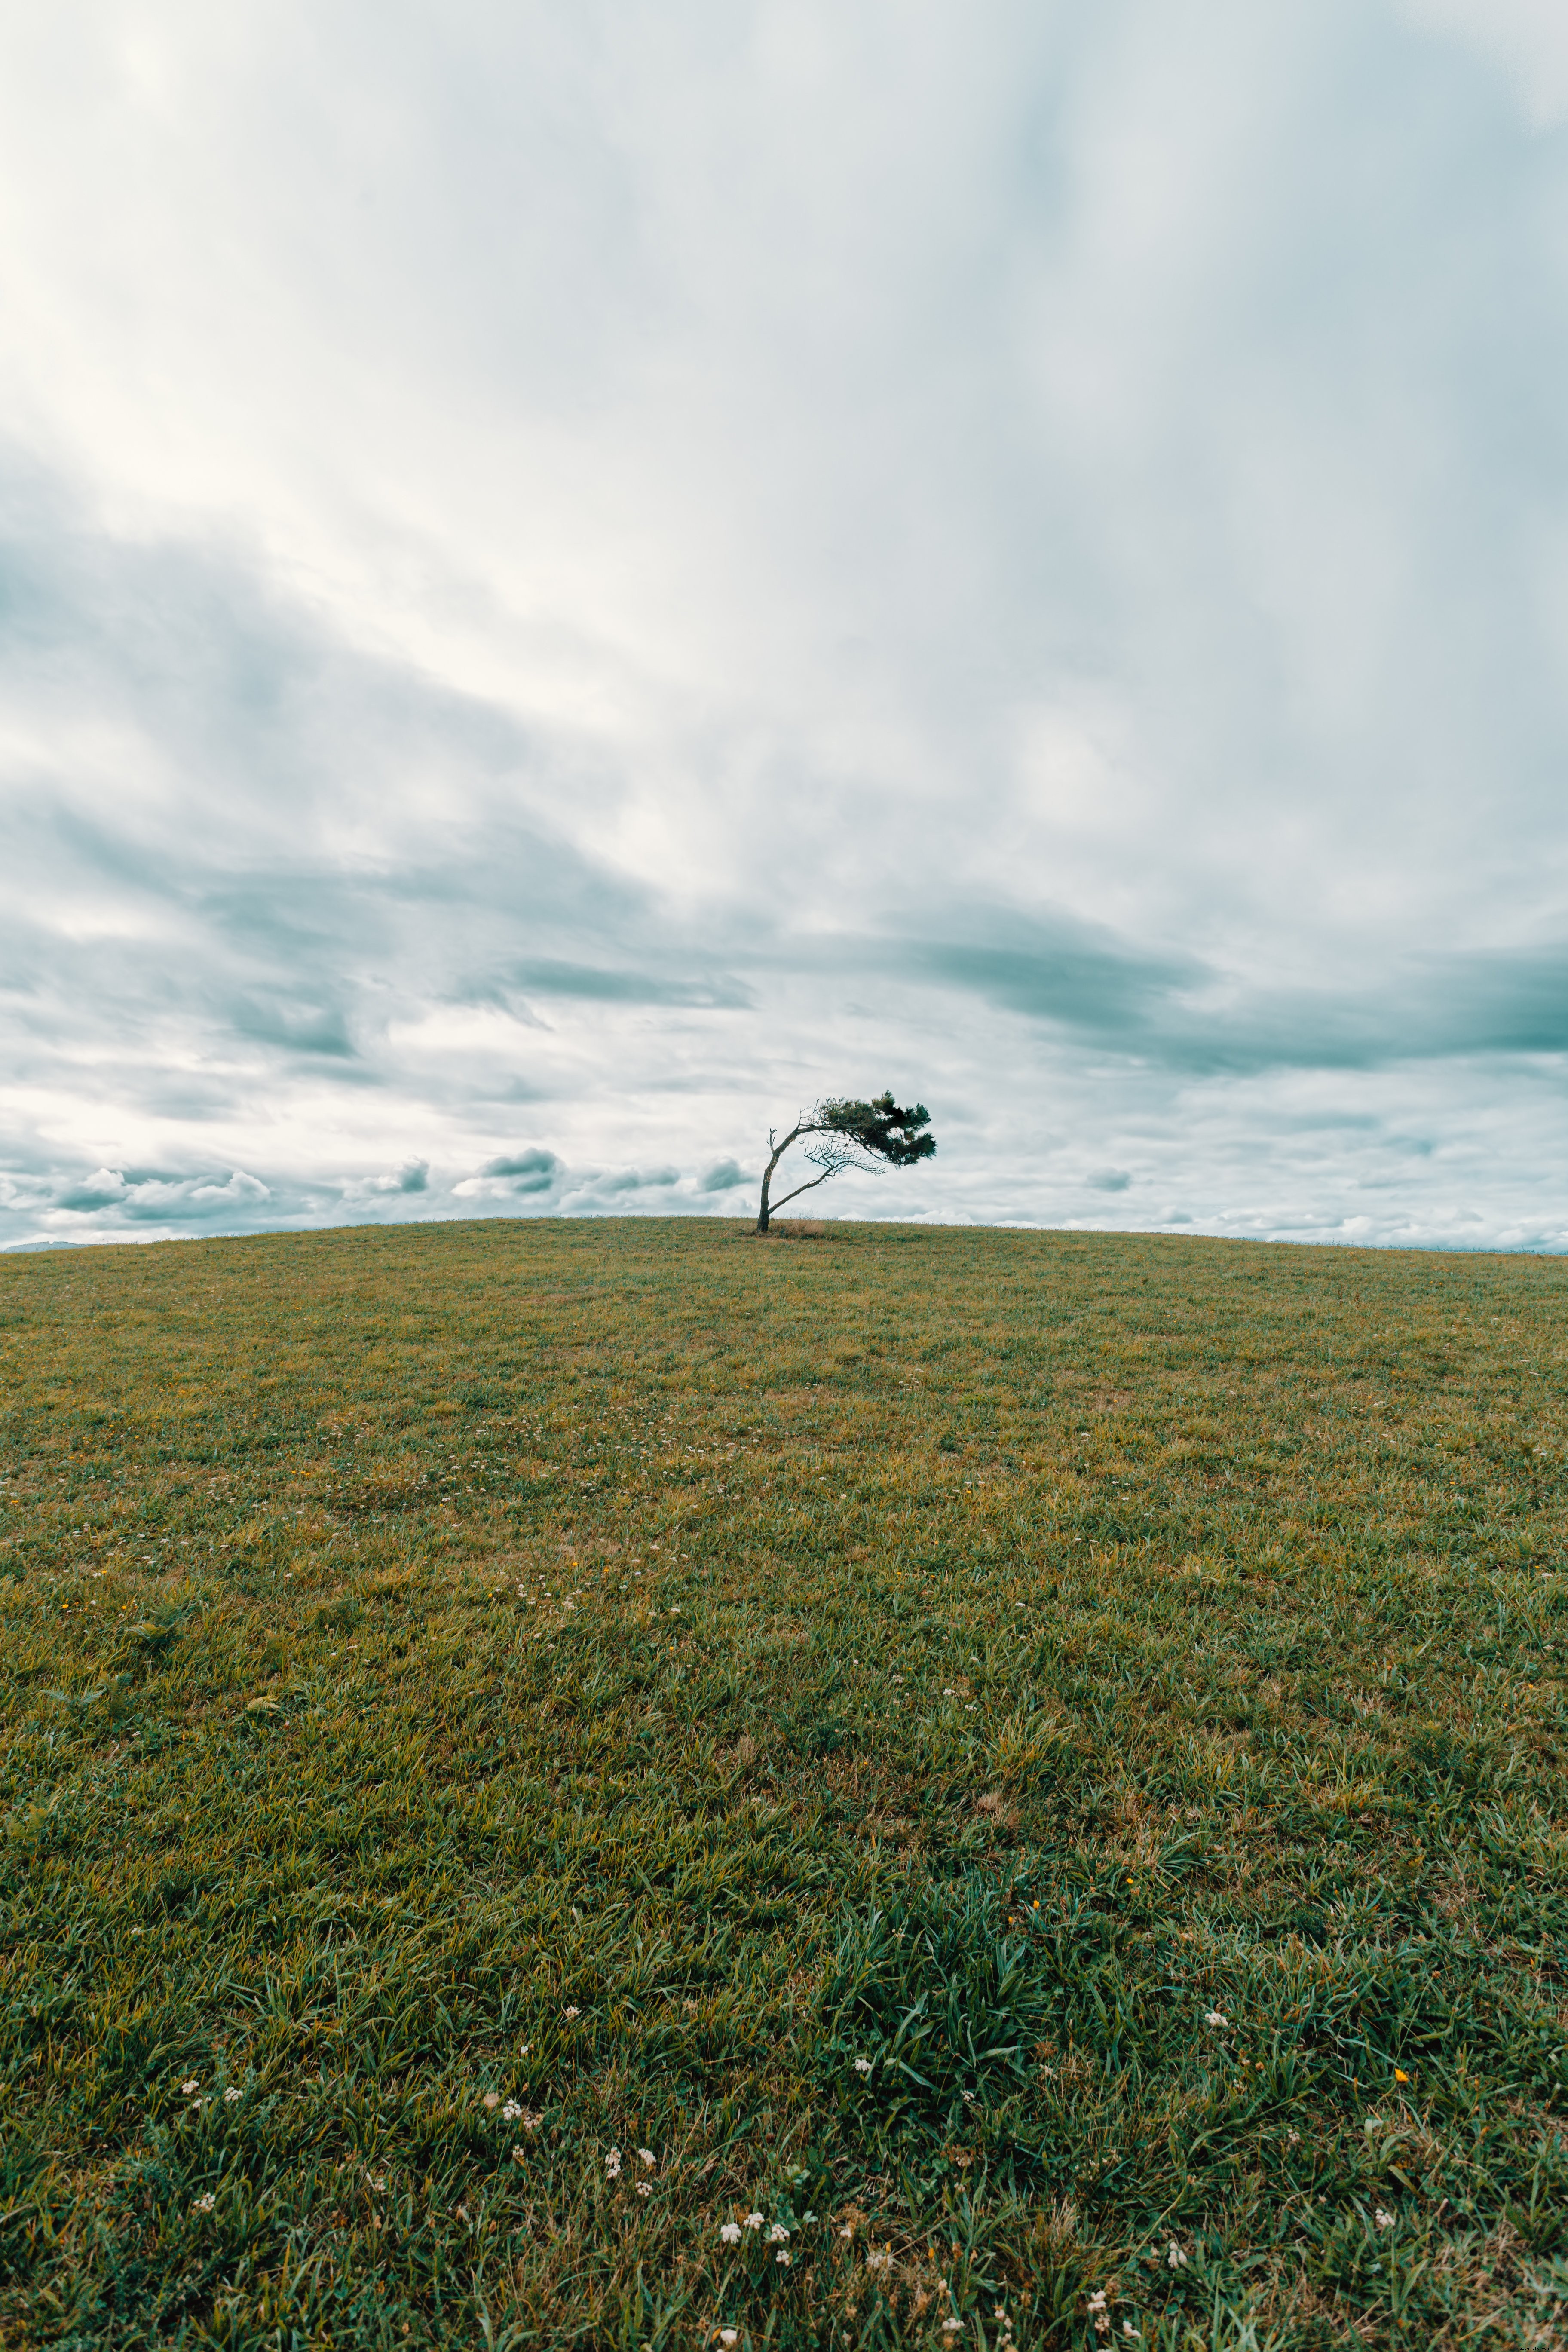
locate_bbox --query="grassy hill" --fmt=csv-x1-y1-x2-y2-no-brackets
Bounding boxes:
2,1216,1566,2350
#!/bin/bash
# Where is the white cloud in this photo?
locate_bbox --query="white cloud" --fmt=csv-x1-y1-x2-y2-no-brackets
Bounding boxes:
1398,1,1568,129
0,3,1567,1252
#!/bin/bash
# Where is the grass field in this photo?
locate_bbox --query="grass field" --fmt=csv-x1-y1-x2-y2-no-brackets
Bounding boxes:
3,1216,1568,2351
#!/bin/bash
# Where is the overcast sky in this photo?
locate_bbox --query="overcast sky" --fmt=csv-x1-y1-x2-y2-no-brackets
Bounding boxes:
3,0,1568,1252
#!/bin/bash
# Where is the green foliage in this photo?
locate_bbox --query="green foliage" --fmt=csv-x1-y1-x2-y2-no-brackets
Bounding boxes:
0,1217,1566,2346
817,1093,937,1170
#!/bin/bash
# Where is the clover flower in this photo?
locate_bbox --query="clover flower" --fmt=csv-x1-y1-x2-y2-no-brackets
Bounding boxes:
775,2249,791,2266
502,2100,523,2122
744,2211,764,2230
1167,2242,1187,2270
192,2192,215,2214
223,2087,242,2104
852,2056,873,2076
181,2078,199,2095
564,2006,580,2020
605,2148,622,2178
1088,2288,1111,2337
1204,2011,1228,2028
720,2221,741,2244
768,2222,790,2243
637,2148,655,2169
1375,2208,1395,2230
636,2182,652,2197
866,2250,892,2273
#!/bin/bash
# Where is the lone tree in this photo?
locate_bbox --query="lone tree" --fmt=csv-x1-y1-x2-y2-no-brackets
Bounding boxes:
756,1091,936,1233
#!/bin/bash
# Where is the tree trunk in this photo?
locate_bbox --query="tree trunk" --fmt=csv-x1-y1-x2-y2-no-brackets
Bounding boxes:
756,1128,799,1233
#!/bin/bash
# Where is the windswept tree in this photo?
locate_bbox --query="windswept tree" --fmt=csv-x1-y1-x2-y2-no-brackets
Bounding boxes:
756,1091,936,1233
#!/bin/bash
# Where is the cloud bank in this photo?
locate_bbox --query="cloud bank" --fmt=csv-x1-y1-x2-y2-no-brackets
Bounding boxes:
2,2,1568,1253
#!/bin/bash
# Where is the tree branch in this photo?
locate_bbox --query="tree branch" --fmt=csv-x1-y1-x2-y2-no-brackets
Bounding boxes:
766,1166,841,1214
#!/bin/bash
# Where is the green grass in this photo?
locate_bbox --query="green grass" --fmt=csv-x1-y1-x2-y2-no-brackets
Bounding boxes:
2,1216,1567,2350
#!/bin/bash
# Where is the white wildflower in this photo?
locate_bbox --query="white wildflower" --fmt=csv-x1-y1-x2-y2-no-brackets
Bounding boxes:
1375,2207,1395,2230
1204,2011,1228,2027
605,2148,622,2178
942,2324,962,2338
180,2078,199,2095
775,2248,791,2266
502,2100,522,2122
745,2211,764,2229
1123,2327,1139,2341
637,2148,655,2169
192,2192,215,2214
719,2335,739,2349
768,2222,790,2242
223,2087,242,2104
720,2221,741,2243
564,2006,580,2019
853,2056,873,2077
482,2092,499,2110
1167,2242,1187,2270
636,2182,652,2197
